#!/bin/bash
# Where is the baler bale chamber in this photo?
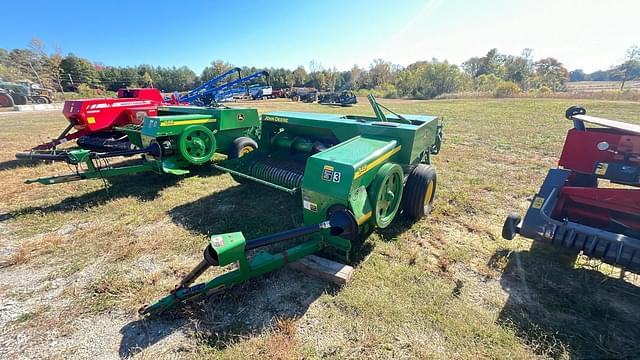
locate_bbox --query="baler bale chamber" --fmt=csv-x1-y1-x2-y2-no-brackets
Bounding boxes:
216,94,443,259
138,95,444,315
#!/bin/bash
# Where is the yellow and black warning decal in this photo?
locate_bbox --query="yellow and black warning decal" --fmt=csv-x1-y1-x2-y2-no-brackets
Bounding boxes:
531,196,545,209
594,163,609,176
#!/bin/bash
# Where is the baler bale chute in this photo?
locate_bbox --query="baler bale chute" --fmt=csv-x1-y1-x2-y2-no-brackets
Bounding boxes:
139,95,443,315
17,105,260,185
503,106,640,272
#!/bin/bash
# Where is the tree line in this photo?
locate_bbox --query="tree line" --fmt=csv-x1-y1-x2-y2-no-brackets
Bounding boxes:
1,39,638,99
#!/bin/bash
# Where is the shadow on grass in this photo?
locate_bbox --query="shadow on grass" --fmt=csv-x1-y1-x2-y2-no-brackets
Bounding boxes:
0,158,41,171
1,168,211,221
168,181,300,237
493,243,640,359
119,269,336,358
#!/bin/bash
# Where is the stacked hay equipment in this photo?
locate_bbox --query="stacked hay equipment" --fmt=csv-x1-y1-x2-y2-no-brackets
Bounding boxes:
18,105,260,185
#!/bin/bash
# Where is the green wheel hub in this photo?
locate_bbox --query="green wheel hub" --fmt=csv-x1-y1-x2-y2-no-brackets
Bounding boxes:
179,125,216,165
369,163,404,228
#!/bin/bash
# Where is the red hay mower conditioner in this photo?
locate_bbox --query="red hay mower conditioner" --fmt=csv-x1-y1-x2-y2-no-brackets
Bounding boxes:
503,106,640,273
31,88,165,151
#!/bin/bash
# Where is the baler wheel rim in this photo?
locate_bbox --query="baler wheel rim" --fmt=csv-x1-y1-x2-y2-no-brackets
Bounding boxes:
369,163,404,229
425,181,435,206
240,146,253,156
179,125,216,165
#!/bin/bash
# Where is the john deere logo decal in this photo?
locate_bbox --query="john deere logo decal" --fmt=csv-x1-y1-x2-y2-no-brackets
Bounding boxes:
264,115,288,123
237,113,245,121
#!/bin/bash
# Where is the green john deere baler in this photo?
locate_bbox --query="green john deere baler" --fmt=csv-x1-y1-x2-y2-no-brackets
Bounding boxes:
16,105,260,185
140,95,443,315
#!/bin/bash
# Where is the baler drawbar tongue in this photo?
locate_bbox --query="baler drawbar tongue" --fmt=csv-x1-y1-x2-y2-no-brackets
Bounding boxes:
138,209,357,316
18,143,162,185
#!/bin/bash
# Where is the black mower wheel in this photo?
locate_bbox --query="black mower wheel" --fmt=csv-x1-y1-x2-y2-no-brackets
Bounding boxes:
502,213,522,240
0,92,14,107
12,94,27,105
402,164,437,220
228,137,258,159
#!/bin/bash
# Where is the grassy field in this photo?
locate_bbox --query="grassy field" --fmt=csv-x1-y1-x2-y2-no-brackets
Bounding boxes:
1,98,640,359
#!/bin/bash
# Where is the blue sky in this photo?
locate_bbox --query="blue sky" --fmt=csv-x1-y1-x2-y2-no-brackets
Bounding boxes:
2,0,638,73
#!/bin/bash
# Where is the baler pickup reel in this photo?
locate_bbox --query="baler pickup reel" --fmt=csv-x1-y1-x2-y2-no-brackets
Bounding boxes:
503,106,640,272
139,209,358,315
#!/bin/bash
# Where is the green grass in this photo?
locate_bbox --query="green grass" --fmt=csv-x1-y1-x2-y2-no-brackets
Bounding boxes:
1,98,640,358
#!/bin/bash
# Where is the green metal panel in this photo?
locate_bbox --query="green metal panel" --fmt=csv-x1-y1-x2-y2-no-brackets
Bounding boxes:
348,186,373,226
210,232,246,266
261,111,439,166
157,106,260,130
304,136,400,195
217,108,260,130
141,114,216,138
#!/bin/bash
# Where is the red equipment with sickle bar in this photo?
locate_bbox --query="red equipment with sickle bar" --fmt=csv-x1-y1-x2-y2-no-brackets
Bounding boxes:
503,106,640,272
31,88,165,151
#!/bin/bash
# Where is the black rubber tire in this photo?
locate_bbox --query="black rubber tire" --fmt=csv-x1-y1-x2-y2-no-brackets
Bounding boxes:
0,93,14,107
228,137,258,159
565,105,586,119
228,137,258,184
402,164,437,220
502,213,522,240
12,94,27,105
33,96,49,104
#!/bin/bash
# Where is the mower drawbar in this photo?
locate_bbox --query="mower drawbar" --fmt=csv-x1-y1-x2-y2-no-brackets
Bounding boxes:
15,142,162,163
139,209,358,316
17,143,164,185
